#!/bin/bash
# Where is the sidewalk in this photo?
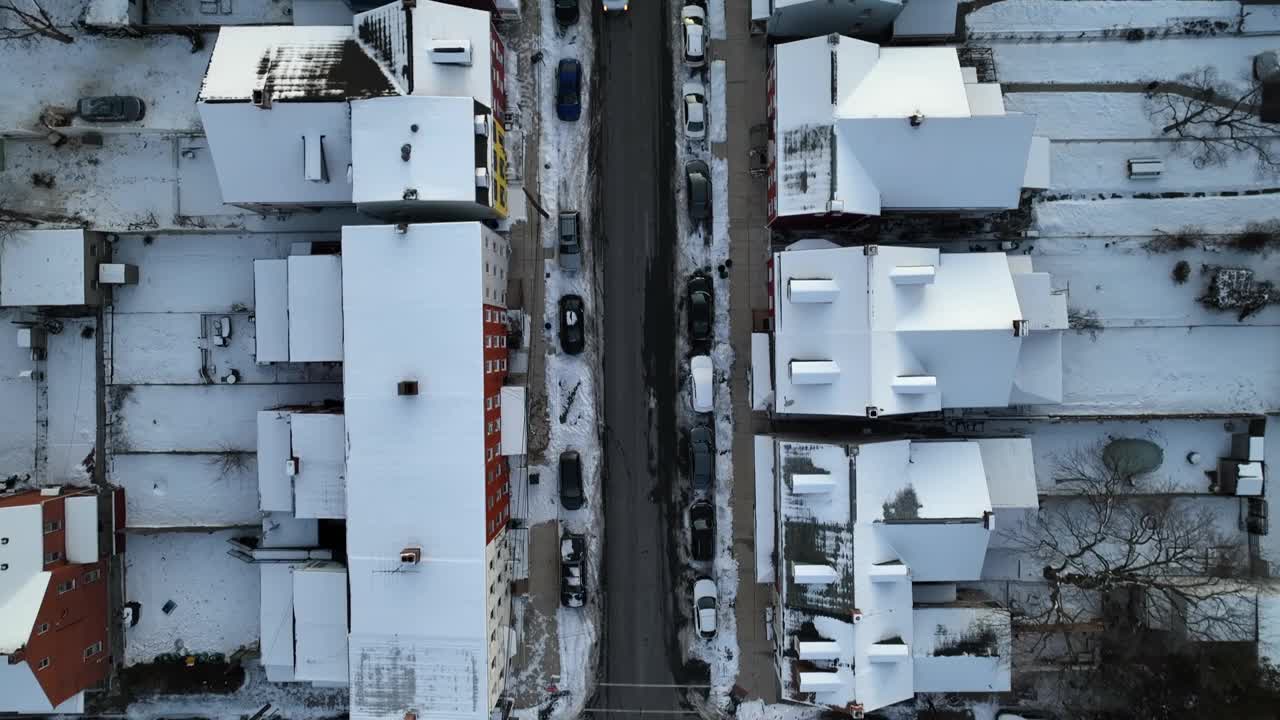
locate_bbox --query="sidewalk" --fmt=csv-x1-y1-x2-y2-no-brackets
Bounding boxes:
715,0,777,703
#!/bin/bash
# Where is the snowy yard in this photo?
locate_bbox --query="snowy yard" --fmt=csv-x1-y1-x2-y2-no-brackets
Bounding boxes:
668,3,738,710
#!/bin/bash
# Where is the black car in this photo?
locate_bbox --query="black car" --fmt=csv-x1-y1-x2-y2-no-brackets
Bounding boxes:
555,0,580,24
690,501,714,562
77,96,145,123
560,450,584,510
556,59,582,122
689,425,714,495
686,160,711,223
560,532,586,607
687,273,713,344
559,294,585,355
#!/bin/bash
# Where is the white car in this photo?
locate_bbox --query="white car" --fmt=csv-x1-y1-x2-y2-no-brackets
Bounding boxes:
682,82,706,140
681,5,706,67
603,0,627,11
690,354,713,413
693,577,718,638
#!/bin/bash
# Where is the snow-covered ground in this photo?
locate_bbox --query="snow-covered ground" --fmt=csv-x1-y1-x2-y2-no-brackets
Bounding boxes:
992,35,1274,86
509,0,602,715
668,4,738,710
121,662,347,720
968,0,1280,36
124,529,260,664
1035,195,1280,238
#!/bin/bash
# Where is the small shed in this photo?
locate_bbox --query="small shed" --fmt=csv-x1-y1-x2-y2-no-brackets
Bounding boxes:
0,230,103,307
253,255,343,363
293,562,349,684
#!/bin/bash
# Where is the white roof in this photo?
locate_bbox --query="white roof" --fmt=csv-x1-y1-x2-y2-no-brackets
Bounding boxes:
0,230,88,307
199,25,393,102
772,36,1036,217
772,244,1063,417
772,436,1017,711
407,0,495,104
750,332,773,411
200,102,355,207
891,0,958,38
500,386,526,456
292,413,347,519
0,505,46,653
287,255,344,362
342,222,495,719
351,95,479,205
259,563,297,681
976,438,1038,510
0,662,83,714
293,562,349,683
257,411,295,512
64,495,98,564
254,260,291,364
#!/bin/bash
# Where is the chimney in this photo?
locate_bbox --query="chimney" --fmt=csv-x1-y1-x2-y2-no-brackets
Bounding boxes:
397,380,420,396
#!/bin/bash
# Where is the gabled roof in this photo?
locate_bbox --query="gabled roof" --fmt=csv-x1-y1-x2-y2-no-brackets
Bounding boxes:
772,244,1065,417
0,504,47,654
772,35,1039,218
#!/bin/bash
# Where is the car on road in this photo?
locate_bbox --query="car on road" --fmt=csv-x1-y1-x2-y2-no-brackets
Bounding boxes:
561,532,586,607
687,272,713,344
693,577,718,638
603,0,627,10
557,59,582,122
682,82,706,140
555,0,579,25
558,211,581,272
559,294,585,355
685,159,710,223
689,424,714,495
690,354,713,413
77,95,145,123
690,501,714,562
681,5,706,67
560,450,584,510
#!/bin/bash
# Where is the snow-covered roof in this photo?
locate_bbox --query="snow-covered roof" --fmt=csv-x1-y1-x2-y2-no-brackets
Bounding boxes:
769,435,1026,711
199,26,394,103
0,662,83,714
252,257,345,363
0,230,93,307
257,410,294,512
342,222,499,720
500,386,526,456
64,495,98,564
292,413,347,519
771,244,1065,417
351,95,481,206
293,562,349,683
0,504,46,654
891,0,958,39
259,563,298,682
772,36,1040,218
200,102,355,207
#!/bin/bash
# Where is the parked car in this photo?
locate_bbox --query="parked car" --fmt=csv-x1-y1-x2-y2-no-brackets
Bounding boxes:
690,501,714,562
558,211,582,272
689,424,714,495
681,5,706,67
560,450,584,510
686,273,713,344
693,577,718,638
560,532,586,607
555,0,580,25
557,59,582,121
690,354,713,413
682,82,706,139
559,294,585,355
77,96,145,123
602,0,628,11
685,160,710,223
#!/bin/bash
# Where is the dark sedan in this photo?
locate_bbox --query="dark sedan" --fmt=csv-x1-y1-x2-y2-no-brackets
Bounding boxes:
77,95,145,123
556,59,582,122
687,273,713,344
690,501,714,562
686,160,710,223
560,450,584,510
689,425,714,495
559,294,585,355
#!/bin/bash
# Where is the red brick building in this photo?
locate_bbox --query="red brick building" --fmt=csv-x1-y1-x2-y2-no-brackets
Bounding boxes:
0,487,124,713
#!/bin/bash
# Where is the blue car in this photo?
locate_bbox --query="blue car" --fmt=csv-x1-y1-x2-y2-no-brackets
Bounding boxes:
557,59,582,122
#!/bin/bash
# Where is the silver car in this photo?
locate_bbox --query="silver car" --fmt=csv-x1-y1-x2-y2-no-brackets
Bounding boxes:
682,82,706,140
558,211,581,272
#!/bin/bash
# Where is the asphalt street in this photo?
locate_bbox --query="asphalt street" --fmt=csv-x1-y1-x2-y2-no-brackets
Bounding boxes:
592,0,690,712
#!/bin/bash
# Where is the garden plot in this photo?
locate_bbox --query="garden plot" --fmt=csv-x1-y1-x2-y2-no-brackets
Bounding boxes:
991,35,1276,86
1023,237,1280,328
1045,325,1280,415
113,452,260,529
0,31,210,134
977,416,1258,494
1034,194,1280,237
123,529,260,664
109,383,340,453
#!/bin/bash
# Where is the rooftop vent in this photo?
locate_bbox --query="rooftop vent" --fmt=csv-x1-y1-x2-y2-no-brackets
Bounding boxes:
401,143,412,162
868,643,910,663
400,546,422,564
429,39,473,66
1013,319,1029,336
791,563,838,585
798,672,842,692
891,375,937,394
474,115,489,137
794,639,842,661
790,474,835,494
788,278,839,303
909,111,924,127
790,360,839,385
475,168,490,189
890,265,936,285
397,380,420,396
304,134,328,182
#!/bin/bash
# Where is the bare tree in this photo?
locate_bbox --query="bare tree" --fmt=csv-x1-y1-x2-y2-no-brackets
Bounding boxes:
1146,66,1278,174
0,0,73,44
1007,442,1257,657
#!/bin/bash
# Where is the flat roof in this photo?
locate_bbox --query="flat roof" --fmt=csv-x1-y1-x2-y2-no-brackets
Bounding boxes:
351,95,478,205
293,563,349,683
287,255,344,362
342,222,495,719
0,230,88,307
292,413,347,520
408,0,495,104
